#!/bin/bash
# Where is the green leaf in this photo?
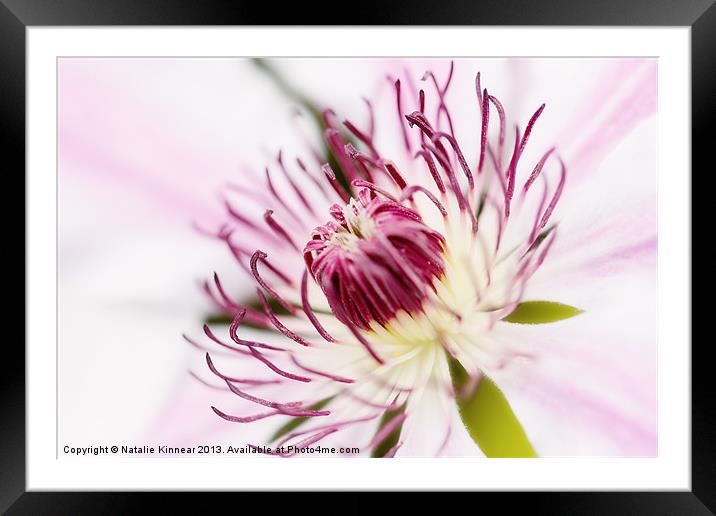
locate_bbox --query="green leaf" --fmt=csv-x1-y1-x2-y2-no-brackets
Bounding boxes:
203,297,294,328
268,398,333,443
203,313,234,325
448,358,537,458
503,301,583,324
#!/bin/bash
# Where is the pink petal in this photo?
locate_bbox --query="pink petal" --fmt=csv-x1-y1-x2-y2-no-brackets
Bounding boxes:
524,115,657,309
558,59,658,183
486,291,657,457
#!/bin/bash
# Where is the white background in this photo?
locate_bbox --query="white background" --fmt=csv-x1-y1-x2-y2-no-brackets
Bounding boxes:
27,27,690,490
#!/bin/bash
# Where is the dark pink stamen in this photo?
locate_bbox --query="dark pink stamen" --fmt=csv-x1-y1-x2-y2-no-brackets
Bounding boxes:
322,163,351,204
423,61,455,137
223,378,303,410
504,125,521,218
535,158,567,235
523,147,556,194
383,161,408,190
264,167,304,228
277,151,317,216
343,118,378,159
247,345,312,383
300,269,337,343
250,250,298,314
415,148,446,194
206,320,285,352
256,288,313,347
352,179,398,202
479,87,490,173
211,406,285,423
264,210,300,251
205,352,279,385
324,126,359,184
432,131,474,191
519,103,546,158
393,78,412,152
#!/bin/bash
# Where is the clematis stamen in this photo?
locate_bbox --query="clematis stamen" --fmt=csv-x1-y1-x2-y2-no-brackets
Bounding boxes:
242,248,295,288
528,176,552,243
188,371,246,391
249,250,299,314
504,125,522,217
183,332,250,357
205,352,278,385
300,270,338,343
245,345,312,383
263,210,300,251
256,288,313,347
321,163,351,203
220,236,295,290
189,370,278,389
296,156,334,201
343,118,378,159
204,321,285,352
422,61,456,137
201,279,240,316
344,144,376,183
519,103,547,158
345,317,385,365
414,148,446,194
383,161,408,190
226,311,288,351
210,272,245,312
324,126,360,183
351,179,398,202
223,379,304,411
424,141,470,211
392,78,412,152
431,131,475,191
487,146,508,196
211,407,288,424
479,87,490,173
223,198,280,245
277,151,318,216
405,111,450,159
523,147,557,194
264,167,306,228
488,95,507,151
534,160,567,239
425,141,478,232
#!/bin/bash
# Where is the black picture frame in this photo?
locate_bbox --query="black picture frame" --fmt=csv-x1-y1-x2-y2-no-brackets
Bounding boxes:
4,0,710,513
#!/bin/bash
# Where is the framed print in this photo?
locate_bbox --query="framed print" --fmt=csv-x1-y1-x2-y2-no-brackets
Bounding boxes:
5,0,712,513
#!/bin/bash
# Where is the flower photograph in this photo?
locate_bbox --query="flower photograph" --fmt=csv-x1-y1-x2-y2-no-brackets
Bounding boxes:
58,57,657,458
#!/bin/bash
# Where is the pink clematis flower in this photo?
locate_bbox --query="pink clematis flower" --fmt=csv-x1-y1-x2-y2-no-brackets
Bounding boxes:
185,59,657,457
